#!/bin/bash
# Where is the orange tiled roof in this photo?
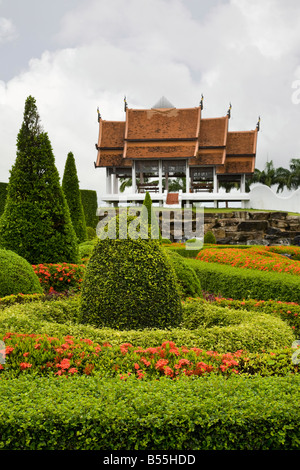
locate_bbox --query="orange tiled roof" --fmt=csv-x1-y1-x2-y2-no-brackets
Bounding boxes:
125,107,201,141
94,103,258,175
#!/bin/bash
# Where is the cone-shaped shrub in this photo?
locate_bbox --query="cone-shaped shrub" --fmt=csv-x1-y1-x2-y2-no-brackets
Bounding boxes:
0,96,79,264
0,249,43,297
79,237,182,330
62,152,87,243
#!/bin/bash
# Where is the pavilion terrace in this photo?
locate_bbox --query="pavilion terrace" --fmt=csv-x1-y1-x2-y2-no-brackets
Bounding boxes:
94,97,259,208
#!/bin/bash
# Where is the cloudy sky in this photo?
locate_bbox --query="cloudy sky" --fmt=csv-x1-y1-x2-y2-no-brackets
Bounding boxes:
1,0,300,202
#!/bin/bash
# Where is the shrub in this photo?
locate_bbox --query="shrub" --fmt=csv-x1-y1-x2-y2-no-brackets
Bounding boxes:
185,258,300,303
0,96,79,264
62,152,87,243
0,375,300,449
0,182,8,217
79,238,182,330
165,249,202,298
32,263,86,293
86,226,96,240
78,241,96,261
80,189,98,229
204,231,216,244
0,249,43,297
180,298,295,351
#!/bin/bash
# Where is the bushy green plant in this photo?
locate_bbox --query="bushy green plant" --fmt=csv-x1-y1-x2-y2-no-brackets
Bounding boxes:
204,230,216,244
165,249,202,298
80,189,98,229
79,237,182,330
0,182,8,216
86,226,96,240
0,249,43,297
185,258,300,303
62,152,87,243
0,96,79,264
1,374,300,450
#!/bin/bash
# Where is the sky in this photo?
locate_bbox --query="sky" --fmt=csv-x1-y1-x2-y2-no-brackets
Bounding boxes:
1,0,300,203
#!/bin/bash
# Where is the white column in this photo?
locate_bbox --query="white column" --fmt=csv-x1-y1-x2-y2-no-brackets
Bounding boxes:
213,167,218,193
240,174,246,192
158,160,163,193
112,173,118,194
132,160,136,193
106,167,112,194
186,160,190,193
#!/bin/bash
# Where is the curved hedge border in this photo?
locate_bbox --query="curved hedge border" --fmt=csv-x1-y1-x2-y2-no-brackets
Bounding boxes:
185,259,300,303
0,374,300,450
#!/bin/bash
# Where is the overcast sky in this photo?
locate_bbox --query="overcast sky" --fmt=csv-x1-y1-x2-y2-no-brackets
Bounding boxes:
1,0,300,201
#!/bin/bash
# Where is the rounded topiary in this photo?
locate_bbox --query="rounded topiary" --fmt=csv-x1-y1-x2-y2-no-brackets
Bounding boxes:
79,238,182,330
0,249,43,297
204,230,216,244
165,250,202,299
86,226,96,240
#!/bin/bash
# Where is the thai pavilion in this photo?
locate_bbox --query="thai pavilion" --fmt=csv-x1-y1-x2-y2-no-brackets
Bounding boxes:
94,96,259,207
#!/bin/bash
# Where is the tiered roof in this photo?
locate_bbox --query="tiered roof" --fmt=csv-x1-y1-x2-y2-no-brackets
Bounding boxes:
95,99,258,175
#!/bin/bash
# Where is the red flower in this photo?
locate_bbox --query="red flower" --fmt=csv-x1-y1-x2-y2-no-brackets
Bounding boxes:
20,362,32,370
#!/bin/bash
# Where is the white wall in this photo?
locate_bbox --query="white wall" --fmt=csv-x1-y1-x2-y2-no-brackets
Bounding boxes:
245,184,300,213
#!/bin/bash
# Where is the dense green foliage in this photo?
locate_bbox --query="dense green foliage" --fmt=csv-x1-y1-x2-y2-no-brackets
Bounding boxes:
203,230,216,244
142,191,161,240
0,96,79,264
0,249,42,297
0,182,8,216
185,258,300,302
0,374,300,450
165,249,202,298
80,189,98,229
79,238,182,330
62,152,87,243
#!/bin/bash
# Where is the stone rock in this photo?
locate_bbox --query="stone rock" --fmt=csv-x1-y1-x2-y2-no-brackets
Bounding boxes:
237,220,269,232
247,239,269,245
249,211,270,220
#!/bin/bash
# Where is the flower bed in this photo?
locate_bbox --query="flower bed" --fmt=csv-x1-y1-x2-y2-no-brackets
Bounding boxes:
32,263,86,293
196,247,300,275
1,333,298,379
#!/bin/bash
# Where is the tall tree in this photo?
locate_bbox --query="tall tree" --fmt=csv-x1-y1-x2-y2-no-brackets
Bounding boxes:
62,152,87,243
0,96,79,264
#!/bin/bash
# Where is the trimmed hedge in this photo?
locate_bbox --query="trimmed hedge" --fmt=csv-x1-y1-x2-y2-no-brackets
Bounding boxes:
165,250,202,299
185,258,300,303
0,374,300,449
0,249,43,297
80,238,182,330
80,189,98,229
0,298,295,353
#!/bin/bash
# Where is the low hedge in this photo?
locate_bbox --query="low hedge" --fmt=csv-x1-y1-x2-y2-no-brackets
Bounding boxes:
0,299,295,353
185,258,300,303
0,374,300,450
213,297,300,338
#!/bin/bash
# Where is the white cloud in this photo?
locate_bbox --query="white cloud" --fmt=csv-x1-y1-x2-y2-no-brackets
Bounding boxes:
1,0,300,203
0,17,17,44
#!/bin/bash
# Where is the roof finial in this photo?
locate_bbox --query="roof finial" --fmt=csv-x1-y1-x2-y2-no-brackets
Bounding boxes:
227,102,232,119
256,115,261,131
124,96,128,112
97,107,101,122
200,94,204,110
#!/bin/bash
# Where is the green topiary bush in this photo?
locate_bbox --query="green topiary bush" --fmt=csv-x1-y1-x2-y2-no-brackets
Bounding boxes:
86,226,96,240
79,237,182,330
0,249,43,297
204,230,216,244
165,249,202,298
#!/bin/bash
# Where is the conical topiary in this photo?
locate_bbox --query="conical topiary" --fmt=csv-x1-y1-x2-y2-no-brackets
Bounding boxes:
62,151,87,243
0,96,79,264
